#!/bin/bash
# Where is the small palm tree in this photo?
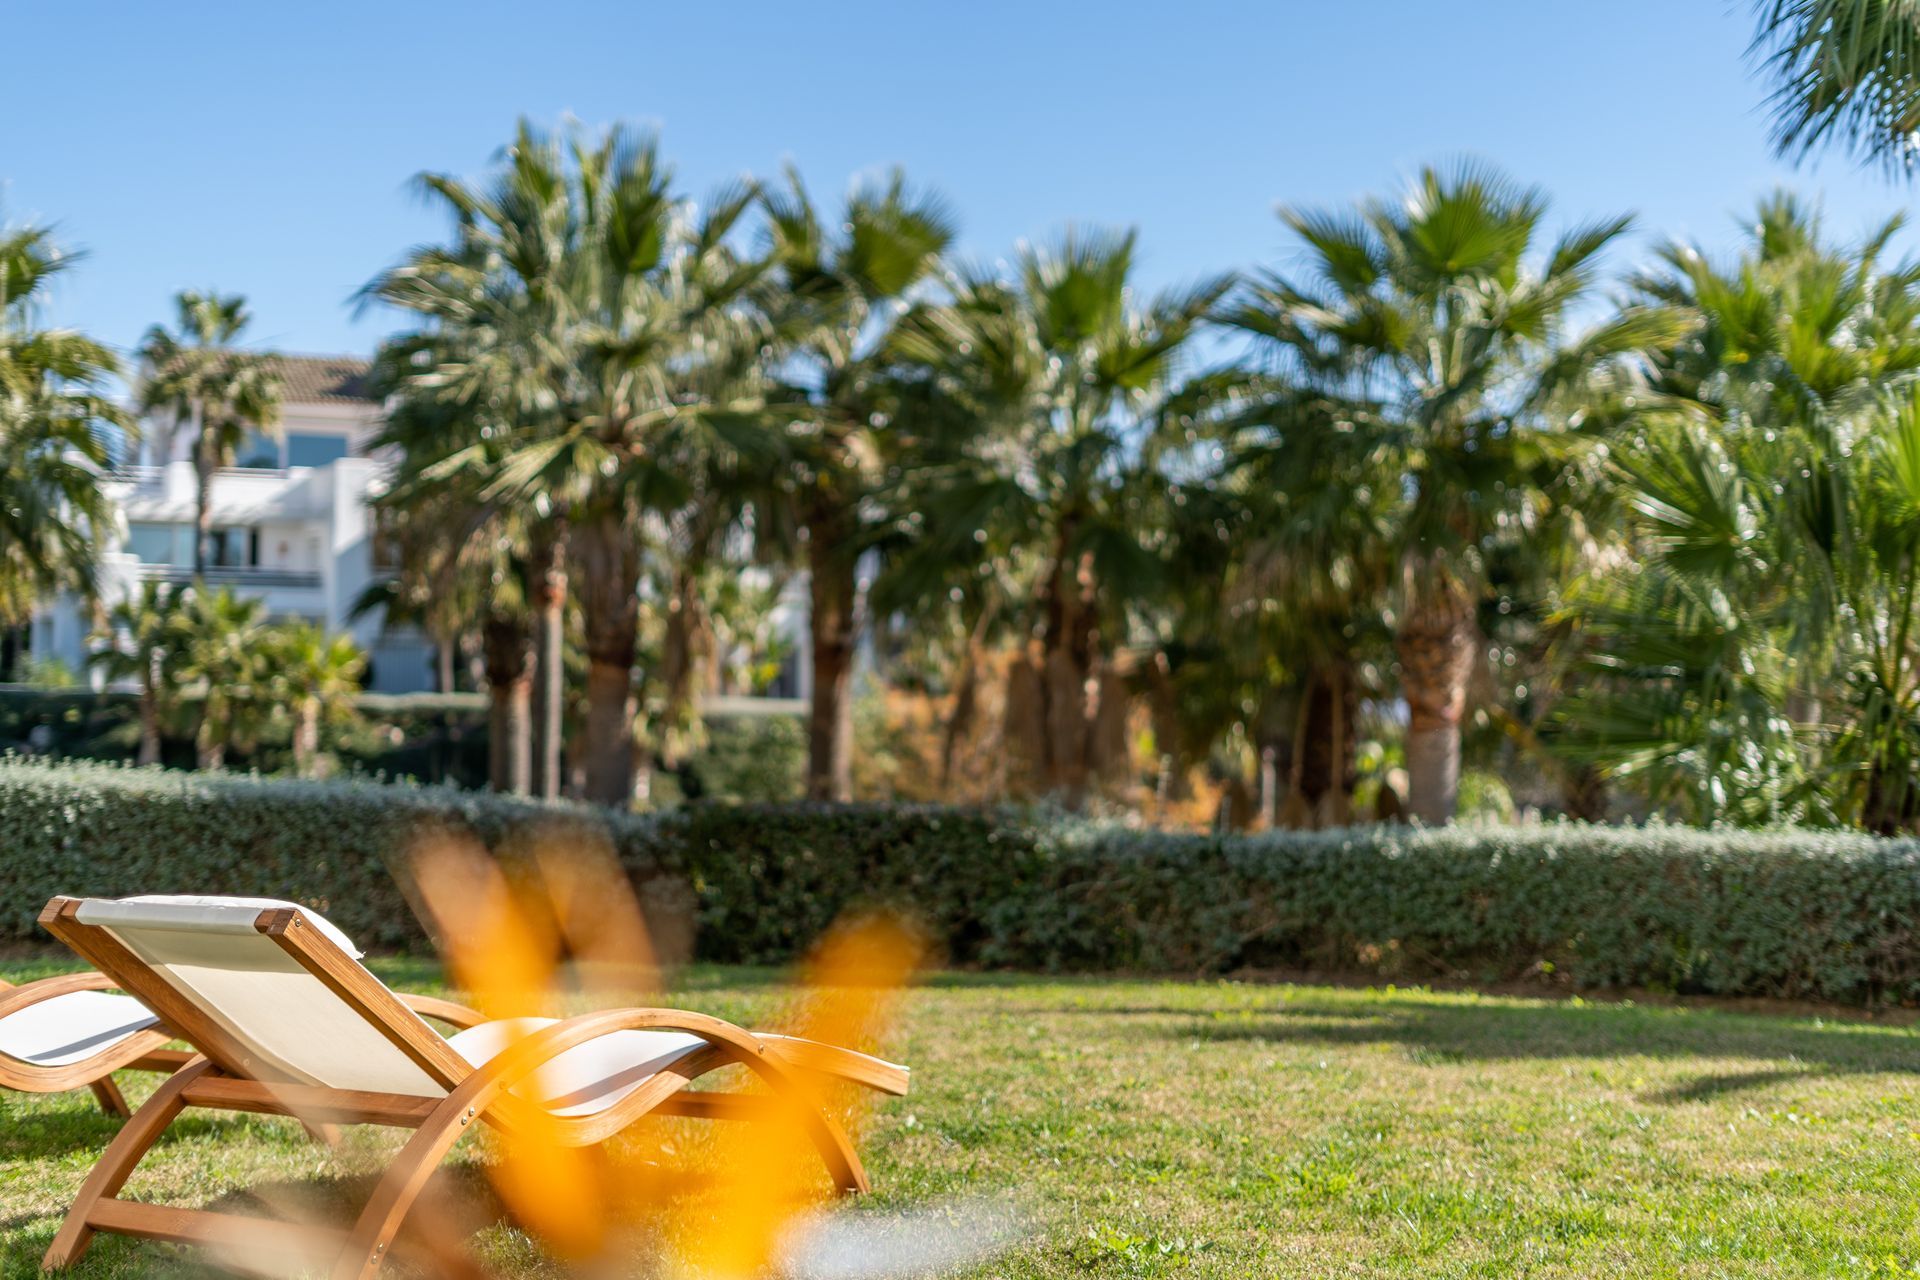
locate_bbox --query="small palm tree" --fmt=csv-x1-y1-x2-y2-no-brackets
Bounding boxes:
762,166,958,801
0,224,129,620
1554,196,1920,829
88,581,187,765
270,621,365,778
173,583,268,770
137,292,283,575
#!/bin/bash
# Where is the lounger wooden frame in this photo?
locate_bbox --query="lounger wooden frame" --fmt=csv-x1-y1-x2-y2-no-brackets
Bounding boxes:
0,973,188,1116
37,896,909,1280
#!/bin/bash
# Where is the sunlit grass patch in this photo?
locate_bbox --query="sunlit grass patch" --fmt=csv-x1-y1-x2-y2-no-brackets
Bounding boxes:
5,964,1920,1277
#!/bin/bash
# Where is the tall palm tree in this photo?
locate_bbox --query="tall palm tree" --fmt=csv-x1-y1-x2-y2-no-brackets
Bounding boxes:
88,580,186,766
1220,163,1678,823
270,621,366,779
1752,0,1920,172
136,292,283,575
0,224,127,622
173,583,268,771
886,229,1231,807
375,122,775,809
761,166,958,801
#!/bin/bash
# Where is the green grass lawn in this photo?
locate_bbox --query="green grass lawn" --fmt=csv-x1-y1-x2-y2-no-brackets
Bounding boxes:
4,960,1920,1278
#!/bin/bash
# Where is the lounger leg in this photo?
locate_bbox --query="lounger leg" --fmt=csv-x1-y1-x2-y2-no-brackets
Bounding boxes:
87,1077,130,1119
332,1094,476,1280
43,1058,214,1271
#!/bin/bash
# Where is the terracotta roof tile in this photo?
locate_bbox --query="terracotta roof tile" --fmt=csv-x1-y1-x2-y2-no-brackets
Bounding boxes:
263,354,374,404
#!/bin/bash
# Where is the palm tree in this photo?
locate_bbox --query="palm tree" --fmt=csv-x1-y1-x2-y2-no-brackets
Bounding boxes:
1553,195,1920,829
0,224,127,622
373,122,775,808
1220,163,1678,823
270,621,365,779
173,583,268,770
886,229,1231,807
1199,385,1401,825
1752,0,1920,172
363,336,539,793
136,292,283,575
88,581,186,766
761,166,958,801
368,127,586,800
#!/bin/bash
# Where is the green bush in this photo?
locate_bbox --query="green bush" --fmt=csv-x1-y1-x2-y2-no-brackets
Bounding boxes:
5,757,1920,1005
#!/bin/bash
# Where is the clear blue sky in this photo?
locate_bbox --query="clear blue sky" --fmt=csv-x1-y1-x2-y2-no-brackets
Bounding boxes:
3,1,1914,362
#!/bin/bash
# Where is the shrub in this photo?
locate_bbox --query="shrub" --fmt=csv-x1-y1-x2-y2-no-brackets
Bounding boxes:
5,758,1920,1005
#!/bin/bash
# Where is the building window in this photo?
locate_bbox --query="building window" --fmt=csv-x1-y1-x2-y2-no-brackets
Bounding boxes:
124,522,253,567
234,431,280,469
125,522,187,565
286,432,350,468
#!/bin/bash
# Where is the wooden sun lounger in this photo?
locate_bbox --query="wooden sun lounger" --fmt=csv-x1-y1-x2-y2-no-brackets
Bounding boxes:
0,973,188,1117
36,894,910,1279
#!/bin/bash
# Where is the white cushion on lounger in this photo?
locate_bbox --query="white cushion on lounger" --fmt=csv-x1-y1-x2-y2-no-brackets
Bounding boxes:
0,991,160,1067
448,1018,709,1119
76,896,363,958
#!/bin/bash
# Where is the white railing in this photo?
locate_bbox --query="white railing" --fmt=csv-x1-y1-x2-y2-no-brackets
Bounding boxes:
135,565,322,590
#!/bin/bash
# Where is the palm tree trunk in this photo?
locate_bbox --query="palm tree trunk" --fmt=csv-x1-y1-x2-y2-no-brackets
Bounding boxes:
939,594,1001,795
481,612,533,794
192,406,214,577
1047,553,1100,808
195,691,225,772
435,637,457,695
805,503,858,802
292,701,321,779
572,513,641,808
1325,666,1351,827
1033,522,1099,809
657,562,707,771
1396,571,1477,825
527,523,567,800
137,654,163,767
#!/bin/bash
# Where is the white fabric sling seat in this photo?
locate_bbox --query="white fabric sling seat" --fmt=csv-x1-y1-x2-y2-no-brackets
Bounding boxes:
0,990,158,1069
0,964,184,1116
39,893,910,1280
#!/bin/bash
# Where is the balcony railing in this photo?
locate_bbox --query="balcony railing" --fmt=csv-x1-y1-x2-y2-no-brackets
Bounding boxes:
135,565,322,590
113,464,291,483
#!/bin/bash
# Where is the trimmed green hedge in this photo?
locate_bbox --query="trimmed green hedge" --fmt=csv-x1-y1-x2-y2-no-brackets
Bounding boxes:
4,758,1919,1005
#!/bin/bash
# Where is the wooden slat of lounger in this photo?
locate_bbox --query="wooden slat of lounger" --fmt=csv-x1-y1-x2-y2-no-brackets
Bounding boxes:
128,1048,195,1073
182,1077,444,1128
86,1199,344,1269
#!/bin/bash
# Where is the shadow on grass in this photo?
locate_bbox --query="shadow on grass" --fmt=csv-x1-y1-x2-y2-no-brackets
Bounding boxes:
0,1107,123,1162
1162,996,1920,1100
0,1161,506,1280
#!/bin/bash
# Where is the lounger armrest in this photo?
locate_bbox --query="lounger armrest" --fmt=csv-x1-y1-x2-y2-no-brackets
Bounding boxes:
0,971,134,1022
755,1033,911,1096
396,993,488,1030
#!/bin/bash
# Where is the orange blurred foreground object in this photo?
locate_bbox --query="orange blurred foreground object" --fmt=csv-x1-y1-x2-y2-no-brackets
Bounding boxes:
669,915,923,1279
403,830,923,1277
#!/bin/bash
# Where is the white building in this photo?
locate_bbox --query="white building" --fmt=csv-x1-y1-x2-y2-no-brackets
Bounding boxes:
33,352,820,702
32,355,441,694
